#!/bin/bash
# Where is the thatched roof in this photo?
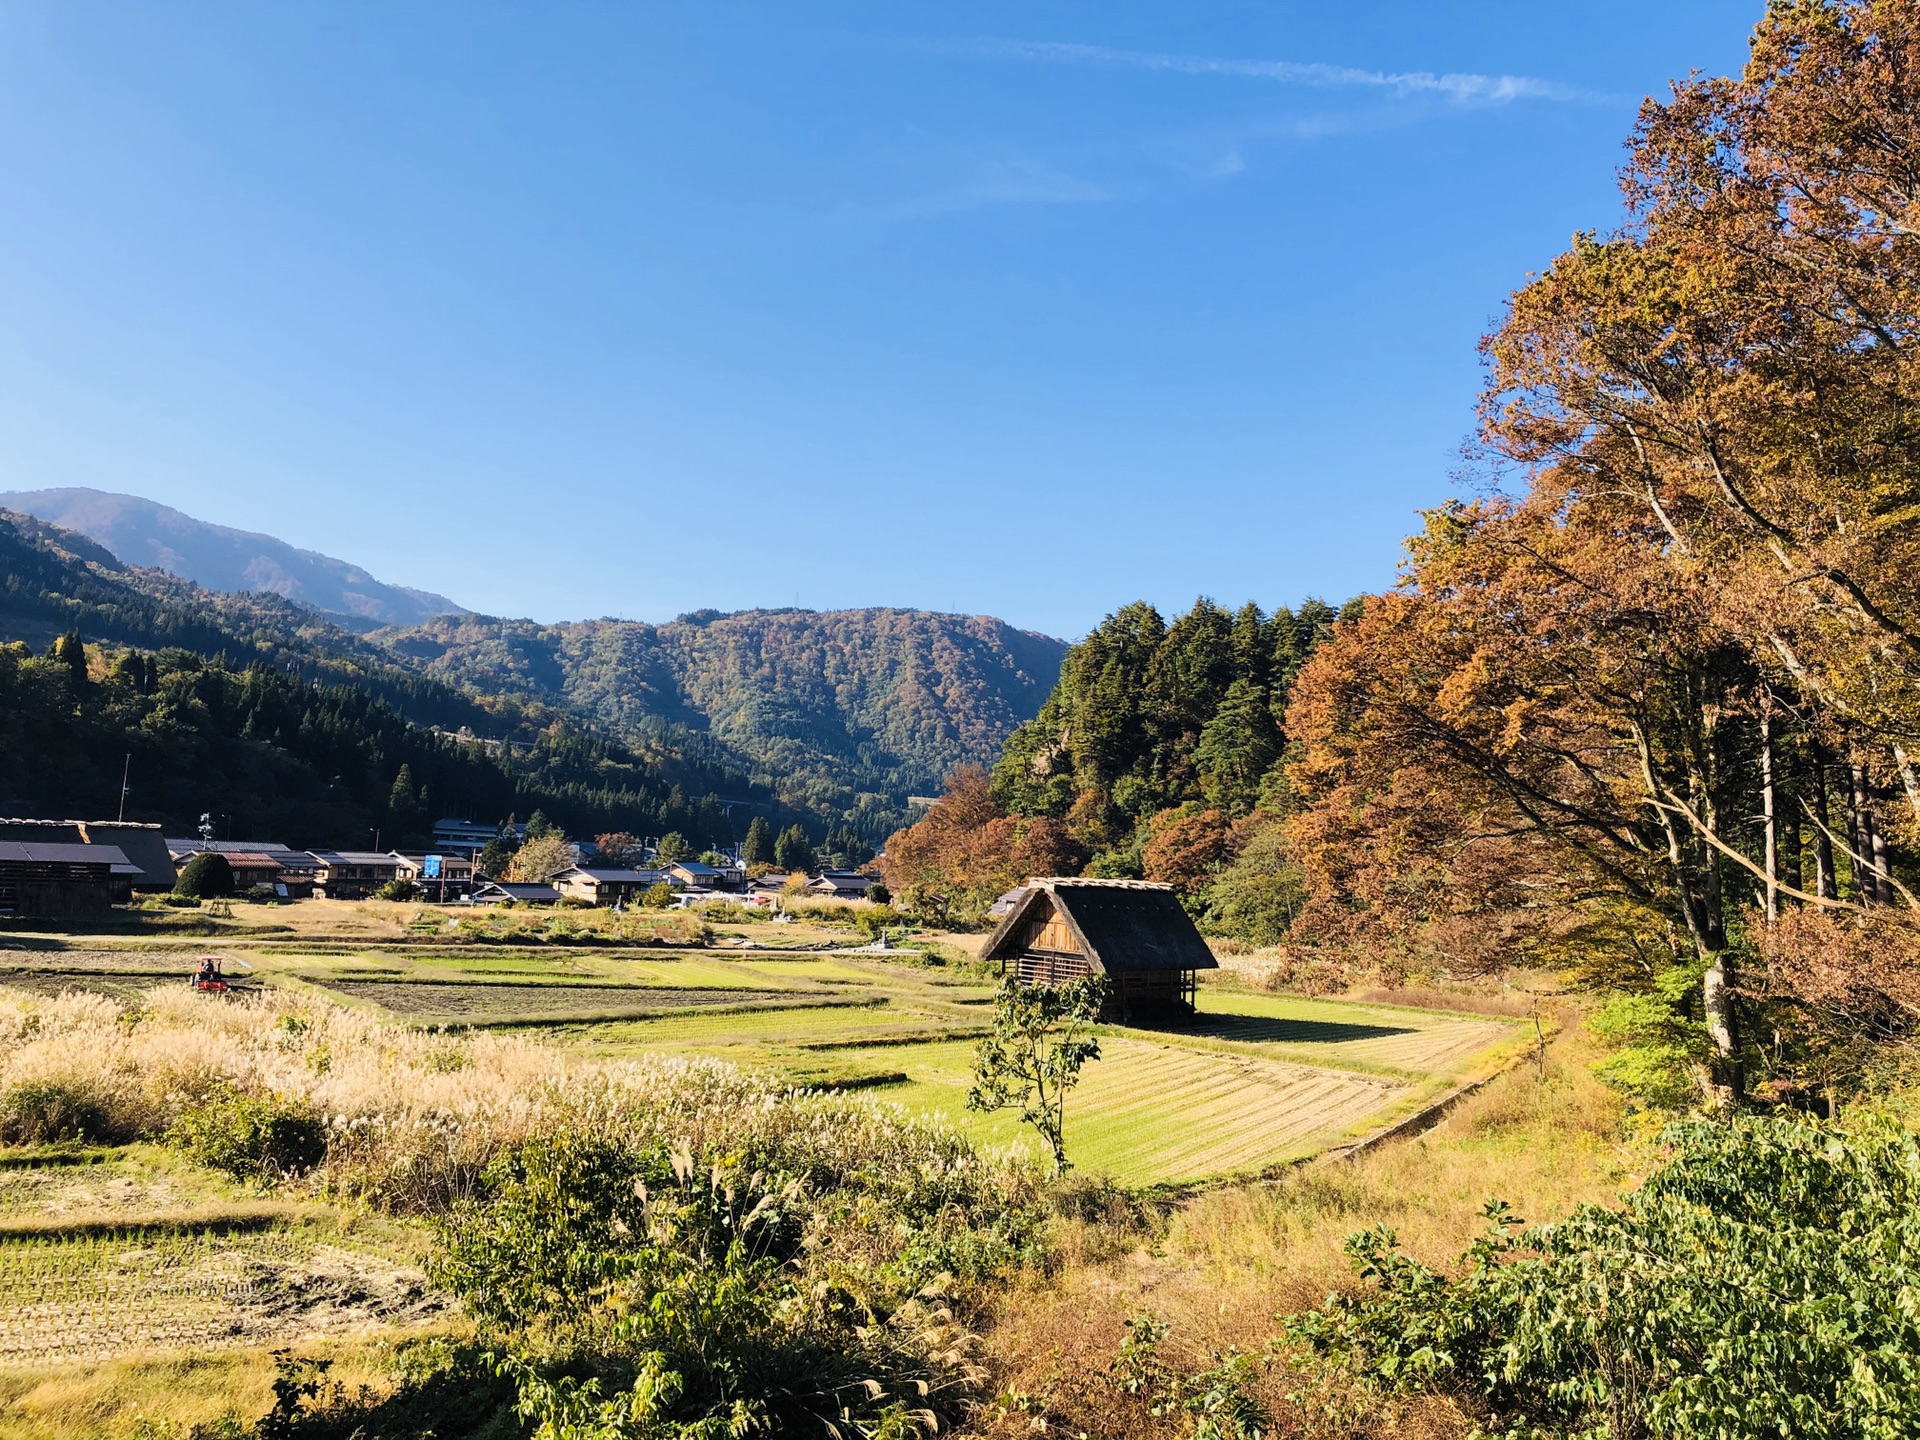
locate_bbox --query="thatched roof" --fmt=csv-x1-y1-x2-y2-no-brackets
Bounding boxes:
979,879,1219,976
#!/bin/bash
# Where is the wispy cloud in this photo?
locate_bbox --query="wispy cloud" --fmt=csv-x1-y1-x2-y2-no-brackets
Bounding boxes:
860,155,1115,220
928,38,1609,108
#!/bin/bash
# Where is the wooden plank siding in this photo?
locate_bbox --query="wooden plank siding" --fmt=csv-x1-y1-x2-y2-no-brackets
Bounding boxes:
985,883,1209,1019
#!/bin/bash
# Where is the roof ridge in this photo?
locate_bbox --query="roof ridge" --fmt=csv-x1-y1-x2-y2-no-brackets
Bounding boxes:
1029,876,1173,891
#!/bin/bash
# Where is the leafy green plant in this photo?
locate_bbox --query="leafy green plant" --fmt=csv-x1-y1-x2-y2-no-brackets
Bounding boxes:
0,1078,120,1144
168,1087,327,1183
374,878,421,902
431,1130,981,1439
1287,1115,1920,1439
173,852,234,900
968,976,1107,1175
245,1340,517,1439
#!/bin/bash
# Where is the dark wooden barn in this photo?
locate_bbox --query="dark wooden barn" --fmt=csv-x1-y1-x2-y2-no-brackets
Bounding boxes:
0,841,139,916
978,878,1218,1019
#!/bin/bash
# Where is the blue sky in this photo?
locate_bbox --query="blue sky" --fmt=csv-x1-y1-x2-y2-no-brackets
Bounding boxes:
0,2,1758,637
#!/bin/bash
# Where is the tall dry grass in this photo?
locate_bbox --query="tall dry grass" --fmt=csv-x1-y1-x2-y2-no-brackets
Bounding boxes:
0,986,1035,1219
975,1010,1640,1438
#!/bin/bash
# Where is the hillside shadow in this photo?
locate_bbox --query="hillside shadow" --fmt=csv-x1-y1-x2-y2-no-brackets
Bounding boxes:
1131,1014,1415,1046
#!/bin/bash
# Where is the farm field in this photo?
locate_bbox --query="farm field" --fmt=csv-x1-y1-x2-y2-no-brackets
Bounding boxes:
0,1146,442,1377
0,903,1533,1436
0,903,1529,1187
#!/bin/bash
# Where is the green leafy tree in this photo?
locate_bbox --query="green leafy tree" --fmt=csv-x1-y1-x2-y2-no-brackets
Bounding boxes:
1193,679,1280,818
475,836,514,878
173,851,234,899
968,975,1108,1175
50,632,89,692
1203,821,1305,946
773,824,815,875
1290,1116,1920,1440
653,830,691,864
741,815,775,867
386,764,430,845
523,809,556,841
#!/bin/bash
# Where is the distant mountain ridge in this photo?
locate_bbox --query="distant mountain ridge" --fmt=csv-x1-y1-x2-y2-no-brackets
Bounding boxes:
0,487,466,627
377,607,1068,827
0,488,1070,840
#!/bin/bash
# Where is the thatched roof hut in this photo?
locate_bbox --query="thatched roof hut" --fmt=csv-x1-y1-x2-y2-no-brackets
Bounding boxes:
978,878,1217,1018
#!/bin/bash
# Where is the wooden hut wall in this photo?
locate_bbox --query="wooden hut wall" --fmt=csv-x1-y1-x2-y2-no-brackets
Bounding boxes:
0,861,115,916
1007,899,1096,986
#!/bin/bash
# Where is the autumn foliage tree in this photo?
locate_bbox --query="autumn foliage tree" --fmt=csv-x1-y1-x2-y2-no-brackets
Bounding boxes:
1287,0,1920,1106
881,768,1086,923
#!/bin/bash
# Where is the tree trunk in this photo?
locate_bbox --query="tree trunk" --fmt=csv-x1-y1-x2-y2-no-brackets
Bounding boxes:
1849,762,1875,904
1760,710,1779,924
1813,756,1839,900
1702,952,1740,1107
1870,774,1895,906
1782,754,1805,896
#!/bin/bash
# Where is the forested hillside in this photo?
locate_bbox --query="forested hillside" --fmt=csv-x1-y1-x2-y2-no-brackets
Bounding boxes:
375,607,1067,842
884,596,1345,929
0,510,749,849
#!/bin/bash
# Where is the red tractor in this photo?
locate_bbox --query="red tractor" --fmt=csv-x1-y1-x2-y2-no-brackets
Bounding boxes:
189,956,252,993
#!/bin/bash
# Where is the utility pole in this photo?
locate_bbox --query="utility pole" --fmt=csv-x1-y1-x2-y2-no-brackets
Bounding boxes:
117,754,131,823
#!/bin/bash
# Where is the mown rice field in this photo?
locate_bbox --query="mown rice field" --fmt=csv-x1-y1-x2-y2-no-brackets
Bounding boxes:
0,932,1526,1188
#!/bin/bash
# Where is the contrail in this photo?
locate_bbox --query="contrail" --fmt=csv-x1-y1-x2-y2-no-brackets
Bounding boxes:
932,38,1604,106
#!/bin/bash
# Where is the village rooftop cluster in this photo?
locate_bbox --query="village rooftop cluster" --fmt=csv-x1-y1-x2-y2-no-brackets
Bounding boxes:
0,814,880,917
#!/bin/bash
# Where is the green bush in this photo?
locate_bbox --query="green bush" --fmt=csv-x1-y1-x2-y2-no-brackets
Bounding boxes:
1288,1115,1920,1439
431,1113,1044,1440
243,1339,516,1440
0,1078,120,1144
373,878,421,902
162,894,203,909
173,852,234,899
168,1087,327,1182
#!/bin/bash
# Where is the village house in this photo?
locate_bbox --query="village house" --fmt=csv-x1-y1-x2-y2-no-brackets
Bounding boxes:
467,880,561,905
306,850,405,900
0,820,175,892
978,878,1219,1020
166,838,322,898
209,850,297,892
807,869,878,899
666,860,739,893
0,841,140,916
392,851,475,900
549,865,671,907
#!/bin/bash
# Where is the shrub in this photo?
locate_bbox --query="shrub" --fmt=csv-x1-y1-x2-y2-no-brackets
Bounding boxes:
0,1077,118,1144
432,1131,989,1438
173,852,234,899
168,1087,327,1182
373,878,421,902
1287,1115,1920,1440
244,1340,516,1440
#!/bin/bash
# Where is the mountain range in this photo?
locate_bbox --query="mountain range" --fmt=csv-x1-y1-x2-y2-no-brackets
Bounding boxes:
0,488,466,628
0,488,1068,838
